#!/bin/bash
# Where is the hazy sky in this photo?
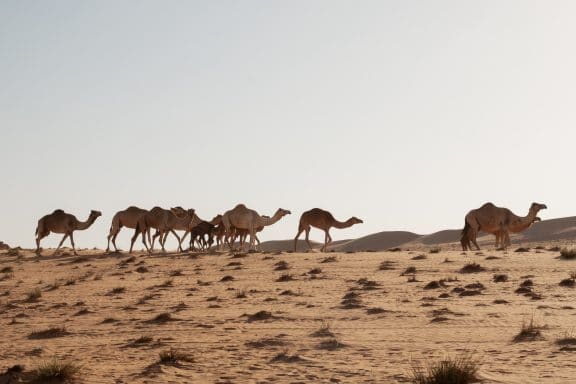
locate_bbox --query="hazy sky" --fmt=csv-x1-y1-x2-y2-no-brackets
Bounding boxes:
1,1,575,250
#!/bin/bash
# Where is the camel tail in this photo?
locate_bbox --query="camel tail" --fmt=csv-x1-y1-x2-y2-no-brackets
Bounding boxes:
460,220,470,238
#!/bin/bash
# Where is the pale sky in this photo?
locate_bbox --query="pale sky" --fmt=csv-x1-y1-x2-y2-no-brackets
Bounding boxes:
1,1,575,250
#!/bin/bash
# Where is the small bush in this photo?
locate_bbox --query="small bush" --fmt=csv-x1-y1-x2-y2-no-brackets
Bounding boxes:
560,248,576,260
378,260,396,270
158,348,193,364
459,263,486,273
274,261,290,271
108,286,126,295
412,254,427,260
515,247,530,253
29,326,69,339
0,266,14,273
429,247,441,254
556,331,576,346
28,357,81,383
26,287,42,302
411,353,480,384
311,321,334,337
276,273,294,282
320,256,338,263
493,274,508,283
401,266,416,276
513,316,544,342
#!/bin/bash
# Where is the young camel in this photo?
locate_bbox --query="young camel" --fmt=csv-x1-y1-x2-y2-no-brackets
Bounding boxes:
460,202,547,251
106,206,148,253
294,208,363,252
130,207,194,253
180,214,222,251
35,209,102,256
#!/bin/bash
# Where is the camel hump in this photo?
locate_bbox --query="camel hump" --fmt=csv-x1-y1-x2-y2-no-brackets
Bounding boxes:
52,209,65,215
479,202,495,209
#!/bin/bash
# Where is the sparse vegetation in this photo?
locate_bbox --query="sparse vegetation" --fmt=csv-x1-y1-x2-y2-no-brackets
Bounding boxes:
493,274,508,282
26,287,42,302
108,286,126,295
513,316,544,342
459,263,486,273
276,273,294,282
412,254,427,260
271,349,303,363
411,353,480,384
401,266,416,275
274,261,290,270
158,348,193,364
429,247,441,254
0,266,14,273
28,357,81,383
320,256,338,263
378,260,396,270
311,321,334,337
560,248,576,260
29,326,69,339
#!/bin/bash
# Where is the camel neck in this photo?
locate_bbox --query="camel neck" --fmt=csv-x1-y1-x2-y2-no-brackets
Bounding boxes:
333,219,355,229
77,215,97,230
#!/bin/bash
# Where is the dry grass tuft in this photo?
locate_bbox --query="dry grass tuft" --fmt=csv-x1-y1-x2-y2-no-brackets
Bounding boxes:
271,349,303,363
459,263,486,273
378,260,396,270
320,256,338,263
25,287,42,302
276,273,294,282
513,316,545,342
493,274,508,283
429,247,441,254
311,321,334,337
29,326,69,340
274,261,290,271
108,286,126,295
560,248,576,260
158,348,193,364
412,254,427,260
411,353,480,384
27,357,81,383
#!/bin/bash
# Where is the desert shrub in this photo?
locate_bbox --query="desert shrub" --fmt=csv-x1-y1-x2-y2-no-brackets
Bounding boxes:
560,248,576,260
411,353,480,384
28,357,81,383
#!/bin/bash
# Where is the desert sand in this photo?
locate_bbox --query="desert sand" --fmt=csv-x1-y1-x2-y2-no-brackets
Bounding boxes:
1,237,576,383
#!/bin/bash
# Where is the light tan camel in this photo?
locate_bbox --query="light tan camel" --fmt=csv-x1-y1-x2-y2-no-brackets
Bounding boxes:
150,210,203,252
222,204,291,251
35,209,102,256
231,218,267,251
294,208,363,252
106,206,148,253
460,202,547,251
130,207,194,253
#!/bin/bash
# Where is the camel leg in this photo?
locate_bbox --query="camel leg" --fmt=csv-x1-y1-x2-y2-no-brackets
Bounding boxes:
294,228,304,252
69,232,77,255
36,231,48,256
55,234,69,253
322,230,330,253
129,228,139,253
111,232,120,252
304,227,313,251
170,230,182,252
151,230,161,251
180,231,190,251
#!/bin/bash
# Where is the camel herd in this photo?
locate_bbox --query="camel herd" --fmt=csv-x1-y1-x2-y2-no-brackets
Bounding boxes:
33,202,547,256
34,205,362,256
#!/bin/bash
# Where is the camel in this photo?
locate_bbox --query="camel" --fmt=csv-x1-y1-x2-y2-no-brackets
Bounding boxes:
179,214,221,251
222,204,291,251
150,210,203,252
460,202,547,251
231,217,267,251
106,206,148,253
35,209,102,256
294,208,363,252
130,207,194,253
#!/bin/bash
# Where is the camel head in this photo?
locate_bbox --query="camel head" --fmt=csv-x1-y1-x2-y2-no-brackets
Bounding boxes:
350,217,363,225
530,203,547,214
170,206,193,218
90,210,102,219
275,209,291,217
